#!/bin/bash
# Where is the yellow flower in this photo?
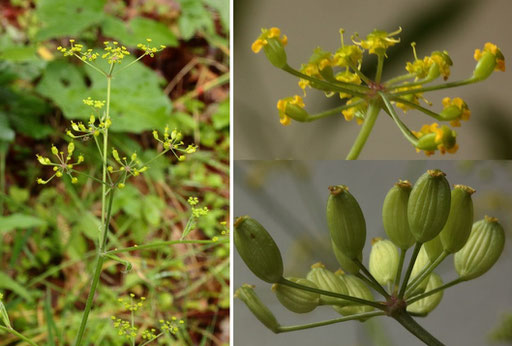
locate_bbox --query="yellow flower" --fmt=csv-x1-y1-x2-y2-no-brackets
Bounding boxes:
333,45,363,67
413,123,458,156
430,51,452,80
335,70,361,99
341,97,366,124
251,27,288,53
474,42,505,72
393,84,424,112
276,95,306,126
441,97,470,127
352,27,402,55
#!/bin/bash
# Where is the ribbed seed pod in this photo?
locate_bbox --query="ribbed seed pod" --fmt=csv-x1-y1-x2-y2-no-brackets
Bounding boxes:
326,185,366,259
408,245,431,293
235,284,279,332
407,273,443,316
369,238,399,286
382,180,415,249
306,262,348,305
234,216,283,283
423,235,443,262
331,240,361,274
272,277,320,313
334,271,374,316
440,185,475,253
455,217,505,281
408,169,451,243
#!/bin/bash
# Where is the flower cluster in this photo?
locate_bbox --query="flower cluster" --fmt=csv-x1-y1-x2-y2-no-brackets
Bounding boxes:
36,142,84,184
152,126,197,161
252,26,505,158
57,39,100,62
111,316,137,338
66,97,110,140
159,317,185,335
187,196,209,218
136,38,166,58
118,294,146,312
109,150,148,188
102,41,130,64
412,123,458,156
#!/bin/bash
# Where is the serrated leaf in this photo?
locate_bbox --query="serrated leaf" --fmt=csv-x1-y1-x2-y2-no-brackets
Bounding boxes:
0,272,33,302
35,0,106,41
0,213,46,233
102,16,178,48
36,59,173,133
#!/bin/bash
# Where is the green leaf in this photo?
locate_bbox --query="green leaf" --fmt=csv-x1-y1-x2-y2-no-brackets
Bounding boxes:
111,185,142,217
35,0,107,41
0,272,33,302
0,46,38,62
203,0,229,32
101,16,178,48
178,0,215,40
142,194,165,227
76,212,101,241
211,98,229,129
36,59,173,133
0,213,46,233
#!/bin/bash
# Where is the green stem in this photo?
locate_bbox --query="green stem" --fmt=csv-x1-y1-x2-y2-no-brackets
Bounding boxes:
379,92,419,146
100,188,116,250
283,65,368,97
347,61,372,85
73,54,107,77
384,73,416,86
407,278,464,305
375,54,384,83
70,170,109,186
0,325,38,346
391,78,477,97
305,101,364,122
100,75,112,231
394,248,407,293
106,239,227,255
405,251,448,297
388,76,436,91
278,278,385,310
398,242,422,298
346,101,380,160
73,255,106,345
393,311,445,346
388,96,443,121
276,311,385,333
353,258,390,298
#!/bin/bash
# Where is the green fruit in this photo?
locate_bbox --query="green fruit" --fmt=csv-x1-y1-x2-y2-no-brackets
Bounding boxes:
264,38,287,69
234,216,283,283
306,263,348,305
473,51,496,80
334,271,374,316
331,240,361,274
273,277,320,313
382,180,415,249
326,185,366,259
408,169,451,243
369,238,399,286
407,272,443,315
440,185,475,253
455,216,505,280
235,284,279,332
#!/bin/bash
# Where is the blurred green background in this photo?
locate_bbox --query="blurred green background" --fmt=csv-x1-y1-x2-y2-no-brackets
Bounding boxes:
234,0,511,159
234,160,512,345
0,0,229,344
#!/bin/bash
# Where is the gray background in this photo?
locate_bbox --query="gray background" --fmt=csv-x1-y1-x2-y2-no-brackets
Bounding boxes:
234,161,512,345
234,0,512,159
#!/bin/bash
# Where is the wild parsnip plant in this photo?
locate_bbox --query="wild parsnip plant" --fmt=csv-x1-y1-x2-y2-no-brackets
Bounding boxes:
235,169,506,346
0,38,228,345
252,27,505,159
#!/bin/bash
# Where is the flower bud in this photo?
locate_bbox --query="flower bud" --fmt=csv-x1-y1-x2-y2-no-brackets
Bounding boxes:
306,263,348,305
473,44,505,80
440,185,475,253
234,216,283,283
331,240,361,274
408,245,431,293
455,216,505,281
326,185,366,259
408,169,451,243
264,38,287,69
382,180,415,249
235,284,279,332
369,238,399,286
407,272,443,316
334,271,374,316
272,277,320,313
423,235,443,262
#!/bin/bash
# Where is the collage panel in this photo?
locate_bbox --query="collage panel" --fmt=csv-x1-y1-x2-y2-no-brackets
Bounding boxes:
234,160,512,345
1,1,229,345
235,0,510,160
